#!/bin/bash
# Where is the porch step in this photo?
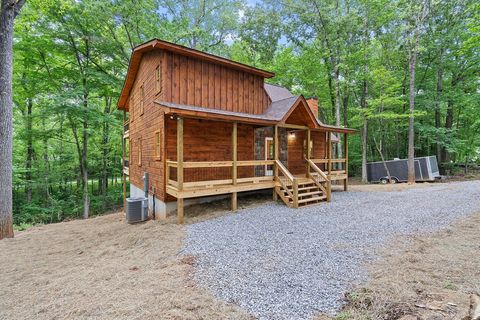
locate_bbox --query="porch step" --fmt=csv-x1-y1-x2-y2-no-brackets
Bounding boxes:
290,185,318,192
298,195,327,204
298,190,322,197
276,174,329,208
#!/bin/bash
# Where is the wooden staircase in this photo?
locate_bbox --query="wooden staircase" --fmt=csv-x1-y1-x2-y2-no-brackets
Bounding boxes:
274,160,331,208
278,178,327,207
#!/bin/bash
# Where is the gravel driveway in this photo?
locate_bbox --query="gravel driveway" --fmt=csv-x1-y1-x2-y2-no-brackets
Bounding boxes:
183,181,480,319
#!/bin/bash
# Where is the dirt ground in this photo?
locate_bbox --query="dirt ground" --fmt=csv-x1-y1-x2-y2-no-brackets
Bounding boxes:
0,213,253,320
317,211,480,320
1,185,479,320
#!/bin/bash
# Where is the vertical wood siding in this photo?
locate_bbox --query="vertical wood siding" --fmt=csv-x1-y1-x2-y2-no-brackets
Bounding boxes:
163,51,270,114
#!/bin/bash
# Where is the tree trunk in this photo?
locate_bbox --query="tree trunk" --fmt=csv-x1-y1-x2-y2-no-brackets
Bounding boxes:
442,95,454,164
332,57,343,162
435,67,444,172
373,136,392,182
42,118,50,199
361,77,369,184
407,49,417,184
0,0,26,239
82,90,89,219
25,98,33,202
101,97,112,209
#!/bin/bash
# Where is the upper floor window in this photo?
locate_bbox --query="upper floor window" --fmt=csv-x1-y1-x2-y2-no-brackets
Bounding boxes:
155,65,162,94
139,84,144,116
154,130,161,160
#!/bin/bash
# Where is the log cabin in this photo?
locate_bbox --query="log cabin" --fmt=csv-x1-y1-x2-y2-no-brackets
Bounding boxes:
118,39,356,223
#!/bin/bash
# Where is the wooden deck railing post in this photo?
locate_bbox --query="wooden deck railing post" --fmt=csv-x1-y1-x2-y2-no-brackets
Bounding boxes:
177,117,184,224
273,125,279,201
344,133,348,191
293,178,299,208
232,122,238,211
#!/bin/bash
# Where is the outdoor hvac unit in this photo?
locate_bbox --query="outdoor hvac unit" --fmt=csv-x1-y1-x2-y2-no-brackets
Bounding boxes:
126,197,148,223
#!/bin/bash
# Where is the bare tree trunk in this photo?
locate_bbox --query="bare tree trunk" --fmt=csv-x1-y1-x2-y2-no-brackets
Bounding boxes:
0,0,25,240
435,67,443,172
25,98,33,202
82,87,89,219
407,0,429,184
373,136,392,182
333,59,343,160
407,50,417,184
42,118,50,199
101,97,112,210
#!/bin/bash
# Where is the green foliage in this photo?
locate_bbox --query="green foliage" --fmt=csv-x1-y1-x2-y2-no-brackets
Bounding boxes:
10,0,480,226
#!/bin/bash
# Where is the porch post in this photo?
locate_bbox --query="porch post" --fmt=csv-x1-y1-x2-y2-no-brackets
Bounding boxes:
327,132,332,174
344,133,348,191
326,132,332,202
232,122,238,211
177,117,184,224
306,129,311,177
273,125,279,201
122,110,127,211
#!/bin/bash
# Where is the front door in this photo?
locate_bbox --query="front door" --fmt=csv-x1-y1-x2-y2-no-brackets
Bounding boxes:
265,137,274,176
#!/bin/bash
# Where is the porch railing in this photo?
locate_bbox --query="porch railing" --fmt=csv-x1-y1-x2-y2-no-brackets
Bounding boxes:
310,158,347,175
306,159,331,202
275,160,298,207
166,160,276,196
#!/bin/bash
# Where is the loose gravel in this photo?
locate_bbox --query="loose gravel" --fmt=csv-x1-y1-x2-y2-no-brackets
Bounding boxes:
183,181,480,320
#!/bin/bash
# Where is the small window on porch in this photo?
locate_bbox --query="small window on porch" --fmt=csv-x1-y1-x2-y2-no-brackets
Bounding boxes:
155,65,162,94
139,84,144,116
138,137,142,166
154,130,161,160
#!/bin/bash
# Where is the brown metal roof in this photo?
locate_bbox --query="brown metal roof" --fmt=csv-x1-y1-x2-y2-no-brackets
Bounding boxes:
264,83,295,102
155,94,357,134
155,101,278,125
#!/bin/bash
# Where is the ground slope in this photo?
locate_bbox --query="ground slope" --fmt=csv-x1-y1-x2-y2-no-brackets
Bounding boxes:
0,213,251,320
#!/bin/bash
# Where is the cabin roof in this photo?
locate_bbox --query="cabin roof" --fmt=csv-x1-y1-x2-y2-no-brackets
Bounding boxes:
155,84,357,133
118,39,275,109
155,101,278,125
264,83,295,102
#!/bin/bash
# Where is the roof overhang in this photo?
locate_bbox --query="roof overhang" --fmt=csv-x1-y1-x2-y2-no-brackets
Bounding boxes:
118,39,275,110
155,98,358,133
155,101,277,126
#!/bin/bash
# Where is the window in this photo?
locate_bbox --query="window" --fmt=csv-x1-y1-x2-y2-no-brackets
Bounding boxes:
138,137,142,166
155,65,162,93
129,94,134,122
139,84,144,116
154,130,161,160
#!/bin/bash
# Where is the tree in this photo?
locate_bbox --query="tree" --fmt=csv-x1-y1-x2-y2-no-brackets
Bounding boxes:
0,0,26,240
403,0,430,183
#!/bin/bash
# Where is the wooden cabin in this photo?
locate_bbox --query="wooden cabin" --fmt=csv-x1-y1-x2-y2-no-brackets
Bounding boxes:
118,39,356,223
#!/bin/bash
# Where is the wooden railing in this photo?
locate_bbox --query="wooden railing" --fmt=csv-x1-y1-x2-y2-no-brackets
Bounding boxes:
275,160,298,208
166,160,276,196
310,158,347,175
306,159,331,202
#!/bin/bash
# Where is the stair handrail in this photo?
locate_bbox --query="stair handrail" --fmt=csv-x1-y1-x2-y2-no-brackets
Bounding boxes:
274,160,297,206
306,159,331,202
275,160,295,181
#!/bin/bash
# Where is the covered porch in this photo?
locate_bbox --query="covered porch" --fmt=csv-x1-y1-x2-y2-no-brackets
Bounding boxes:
164,113,352,223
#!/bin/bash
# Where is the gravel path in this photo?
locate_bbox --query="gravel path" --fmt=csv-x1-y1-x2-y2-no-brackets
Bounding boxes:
183,181,480,320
